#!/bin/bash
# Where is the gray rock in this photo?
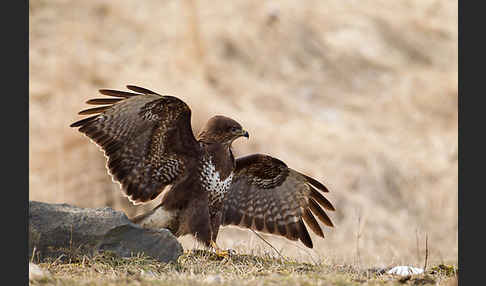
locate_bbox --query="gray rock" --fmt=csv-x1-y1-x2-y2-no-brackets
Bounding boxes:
29,201,182,263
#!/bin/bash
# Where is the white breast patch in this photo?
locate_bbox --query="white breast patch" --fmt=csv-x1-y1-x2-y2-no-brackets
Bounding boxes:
201,157,233,205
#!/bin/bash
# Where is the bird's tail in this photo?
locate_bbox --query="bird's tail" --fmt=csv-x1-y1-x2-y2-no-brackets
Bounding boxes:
129,205,180,234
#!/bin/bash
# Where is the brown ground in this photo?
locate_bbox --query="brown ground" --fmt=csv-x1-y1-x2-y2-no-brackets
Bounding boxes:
29,250,459,286
29,0,457,267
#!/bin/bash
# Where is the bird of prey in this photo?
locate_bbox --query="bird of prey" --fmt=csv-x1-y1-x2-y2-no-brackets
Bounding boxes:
71,85,335,252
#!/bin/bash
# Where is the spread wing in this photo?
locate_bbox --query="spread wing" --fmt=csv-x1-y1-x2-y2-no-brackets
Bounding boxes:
222,154,335,248
70,85,201,204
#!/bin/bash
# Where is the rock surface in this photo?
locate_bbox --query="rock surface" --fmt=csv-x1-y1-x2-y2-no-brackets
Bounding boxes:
29,201,182,263
29,262,49,280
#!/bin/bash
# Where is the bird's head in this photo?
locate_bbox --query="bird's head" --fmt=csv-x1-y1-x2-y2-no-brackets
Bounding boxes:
197,115,249,146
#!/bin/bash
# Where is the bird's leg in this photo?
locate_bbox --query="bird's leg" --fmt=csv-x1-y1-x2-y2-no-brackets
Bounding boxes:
210,240,235,258
208,211,233,258
210,240,228,257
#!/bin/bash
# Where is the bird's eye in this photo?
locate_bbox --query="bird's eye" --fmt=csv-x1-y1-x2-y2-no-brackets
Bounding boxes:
230,126,239,132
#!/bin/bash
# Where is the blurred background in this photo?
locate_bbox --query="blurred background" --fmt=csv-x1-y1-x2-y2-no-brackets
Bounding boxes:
29,0,457,267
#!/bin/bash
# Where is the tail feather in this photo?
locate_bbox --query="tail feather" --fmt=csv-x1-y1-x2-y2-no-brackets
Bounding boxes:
129,206,179,234
130,209,156,224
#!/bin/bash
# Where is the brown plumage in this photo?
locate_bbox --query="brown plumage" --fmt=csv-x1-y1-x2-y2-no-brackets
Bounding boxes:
222,154,334,248
71,85,335,249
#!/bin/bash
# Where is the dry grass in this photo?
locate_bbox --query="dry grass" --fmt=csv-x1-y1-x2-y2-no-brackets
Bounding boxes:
29,0,457,270
30,250,458,286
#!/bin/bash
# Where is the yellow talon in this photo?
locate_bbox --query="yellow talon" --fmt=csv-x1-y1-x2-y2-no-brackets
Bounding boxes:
210,240,233,258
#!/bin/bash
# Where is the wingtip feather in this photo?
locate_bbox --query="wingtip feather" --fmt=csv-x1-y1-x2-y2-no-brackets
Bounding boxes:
309,198,334,227
302,208,325,238
126,85,159,95
78,105,112,115
310,186,336,211
70,115,99,128
298,219,313,248
99,89,139,98
303,174,329,192
86,98,123,105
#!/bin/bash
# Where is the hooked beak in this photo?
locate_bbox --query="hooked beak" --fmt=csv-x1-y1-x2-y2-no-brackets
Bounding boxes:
241,130,249,139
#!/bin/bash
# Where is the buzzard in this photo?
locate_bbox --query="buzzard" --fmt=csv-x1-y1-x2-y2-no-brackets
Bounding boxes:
71,85,335,251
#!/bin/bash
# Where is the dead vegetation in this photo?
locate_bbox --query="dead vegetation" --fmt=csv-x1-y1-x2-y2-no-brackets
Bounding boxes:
30,250,458,286
29,0,457,270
